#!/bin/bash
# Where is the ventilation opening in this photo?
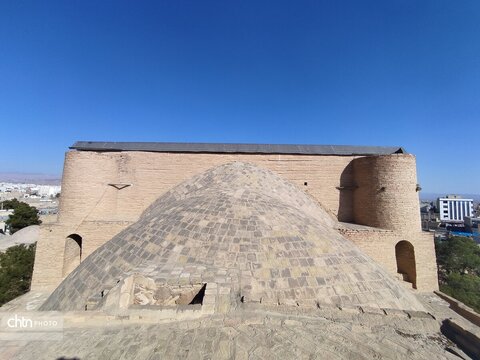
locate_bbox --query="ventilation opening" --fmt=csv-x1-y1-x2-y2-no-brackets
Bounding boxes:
395,240,417,289
304,182,308,186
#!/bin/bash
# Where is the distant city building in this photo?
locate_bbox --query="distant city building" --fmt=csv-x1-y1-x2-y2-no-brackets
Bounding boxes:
420,202,432,213
0,209,14,233
437,195,474,222
464,216,480,232
420,201,440,231
0,182,61,197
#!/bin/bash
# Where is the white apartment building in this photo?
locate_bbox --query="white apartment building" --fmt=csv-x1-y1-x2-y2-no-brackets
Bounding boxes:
33,185,61,197
437,195,474,222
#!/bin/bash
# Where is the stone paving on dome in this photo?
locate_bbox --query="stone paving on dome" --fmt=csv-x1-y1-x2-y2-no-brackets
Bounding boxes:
41,162,423,312
2,161,479,359
4,306,458,360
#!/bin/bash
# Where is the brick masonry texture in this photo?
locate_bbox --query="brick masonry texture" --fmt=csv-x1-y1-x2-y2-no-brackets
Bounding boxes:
4,307,458,360
40,162,424,312
31,150,438,294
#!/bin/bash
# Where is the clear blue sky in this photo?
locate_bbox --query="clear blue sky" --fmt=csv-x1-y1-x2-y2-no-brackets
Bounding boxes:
0,1,479,194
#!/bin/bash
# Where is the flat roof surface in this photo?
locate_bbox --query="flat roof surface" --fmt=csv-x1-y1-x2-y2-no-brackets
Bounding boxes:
70,141,406,156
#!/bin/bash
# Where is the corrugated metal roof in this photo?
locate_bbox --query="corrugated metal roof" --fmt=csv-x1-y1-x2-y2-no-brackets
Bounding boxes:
70,141,406,156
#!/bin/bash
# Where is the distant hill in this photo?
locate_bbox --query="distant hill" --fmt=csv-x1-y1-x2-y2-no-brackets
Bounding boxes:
420,192,480,202
0,172,61,185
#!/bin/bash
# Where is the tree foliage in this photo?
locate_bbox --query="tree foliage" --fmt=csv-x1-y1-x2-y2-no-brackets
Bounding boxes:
2,200,41,234
436,236,480,278
435,236,480,312
1,198,22,210
0,244,36,306
441,273,480,312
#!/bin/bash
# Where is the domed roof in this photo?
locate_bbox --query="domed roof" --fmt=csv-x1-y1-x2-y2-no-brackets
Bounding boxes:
0,225,39,252
41,162,423,311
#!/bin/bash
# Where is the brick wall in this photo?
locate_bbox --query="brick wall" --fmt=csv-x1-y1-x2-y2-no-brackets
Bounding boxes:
31,150,439,292
339,227,438,291
348,154,438,291
352,154,421,231
57,151,357,224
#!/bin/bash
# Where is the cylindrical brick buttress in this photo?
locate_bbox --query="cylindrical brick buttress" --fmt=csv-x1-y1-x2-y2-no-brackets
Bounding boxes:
352,154,421,232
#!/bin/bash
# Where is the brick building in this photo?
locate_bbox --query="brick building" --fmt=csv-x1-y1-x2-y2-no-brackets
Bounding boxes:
31,141,438,292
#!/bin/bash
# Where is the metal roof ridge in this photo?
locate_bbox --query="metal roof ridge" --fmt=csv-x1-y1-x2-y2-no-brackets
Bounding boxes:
69,141,407,156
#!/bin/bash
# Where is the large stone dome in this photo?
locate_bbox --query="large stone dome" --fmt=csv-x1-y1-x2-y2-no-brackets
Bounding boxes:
41,162,423,311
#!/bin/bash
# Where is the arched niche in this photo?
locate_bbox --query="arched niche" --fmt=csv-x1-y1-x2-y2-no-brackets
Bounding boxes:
62,234,82,277
395,240,417,289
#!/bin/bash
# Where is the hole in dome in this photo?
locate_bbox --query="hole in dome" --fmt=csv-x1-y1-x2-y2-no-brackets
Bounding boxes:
133,283,207,306
189,284,207,305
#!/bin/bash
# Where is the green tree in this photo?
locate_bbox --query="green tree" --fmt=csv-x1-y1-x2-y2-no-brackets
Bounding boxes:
435,236,480,313
4,202,41,234
441,273,480,313
1,198,21,210
435,236,480,279
0,244,36,306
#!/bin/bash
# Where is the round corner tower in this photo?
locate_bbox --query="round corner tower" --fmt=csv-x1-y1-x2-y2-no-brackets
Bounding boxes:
352,154,421,232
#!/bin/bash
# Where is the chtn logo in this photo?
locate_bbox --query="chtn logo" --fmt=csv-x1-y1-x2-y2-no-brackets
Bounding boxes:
7,314,33,328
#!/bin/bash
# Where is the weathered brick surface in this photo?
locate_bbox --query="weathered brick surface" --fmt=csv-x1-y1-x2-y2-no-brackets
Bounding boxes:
349,154,438,291
33,151,356,289
31,150,438,294
31,222,131,289
352,154,421,231
40,162,424,312
58,151,356,224
339,226,438,292
2,306,456,360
